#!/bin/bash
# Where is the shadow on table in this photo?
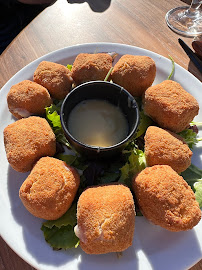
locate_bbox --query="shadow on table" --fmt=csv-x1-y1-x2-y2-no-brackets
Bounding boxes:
67,0,111,12
180,0,191,4
7,165,202,270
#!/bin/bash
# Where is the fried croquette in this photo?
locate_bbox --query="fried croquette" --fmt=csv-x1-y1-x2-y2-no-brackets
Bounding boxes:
3,116,56,172
111,55,156,97
143,80,199,133
7,80,52,119
71,53,113,85
33,61,73,100
144,126,192,173
74,184,135,254
19,157,80,220
133,165,201,232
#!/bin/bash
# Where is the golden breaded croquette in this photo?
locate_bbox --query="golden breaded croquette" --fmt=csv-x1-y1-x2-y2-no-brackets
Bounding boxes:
3,116,56,172
144,126,192,173
19,157,80,220
71,53,113,85
74,184,135,254
133,165,201,232
143,80,199,133
33,61,73,100
111,55,156,97
7,80,52,119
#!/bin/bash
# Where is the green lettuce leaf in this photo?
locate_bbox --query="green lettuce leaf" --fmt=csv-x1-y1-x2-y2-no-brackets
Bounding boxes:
46,105,61,127
41,225,79,250
104,67,113,81
57,153,88,170
119,149,146,188
97,161,123,184
45,105,71,148
194,180,202,208
43,203,77,229
181,164,202,208
67,64,72,71
135,111,153,139
167,55,175,80
56,154,77,166
181,163,202,187
98,172,119,183
178,129,198,149
41,203,79,249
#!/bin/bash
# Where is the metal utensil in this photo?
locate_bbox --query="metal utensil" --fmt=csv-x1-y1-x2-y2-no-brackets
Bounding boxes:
178,38,202,73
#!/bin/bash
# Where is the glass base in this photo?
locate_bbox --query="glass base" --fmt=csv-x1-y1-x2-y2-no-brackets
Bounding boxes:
165,6,202,37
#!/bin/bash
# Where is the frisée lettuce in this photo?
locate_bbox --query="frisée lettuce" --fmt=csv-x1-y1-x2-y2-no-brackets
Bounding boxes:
135,110,153,139
178,128,202,149
119,149,146,189
181,164,202,208
46,105,71,148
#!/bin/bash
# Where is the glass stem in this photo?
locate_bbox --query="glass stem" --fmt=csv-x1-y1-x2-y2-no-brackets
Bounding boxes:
185,0,202,17
188,0,202,12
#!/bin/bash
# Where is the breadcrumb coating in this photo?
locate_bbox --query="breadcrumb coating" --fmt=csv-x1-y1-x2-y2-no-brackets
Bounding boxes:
133,165,201,232
33,61,73,100
3,116,56,172
145,126,192,173
111,55,156,96
7,80,52,119
71,53,113,85
19,157,80,220
76,184,135,254
143,80,199,133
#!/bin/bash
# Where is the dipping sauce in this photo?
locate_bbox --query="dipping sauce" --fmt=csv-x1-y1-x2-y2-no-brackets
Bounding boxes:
68,99,128,147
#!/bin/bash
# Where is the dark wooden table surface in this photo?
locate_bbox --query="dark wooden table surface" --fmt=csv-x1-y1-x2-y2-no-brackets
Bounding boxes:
0,0,201,269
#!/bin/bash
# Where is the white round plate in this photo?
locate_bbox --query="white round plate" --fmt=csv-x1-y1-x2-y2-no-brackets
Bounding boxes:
0,43,202,270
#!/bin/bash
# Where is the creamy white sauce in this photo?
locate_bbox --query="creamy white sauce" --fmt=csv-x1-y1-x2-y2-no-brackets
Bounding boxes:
63,164,70,171
74,224,103,242
74,225,86,242
13,108,31,118
68,99,128,147
74,225,80,238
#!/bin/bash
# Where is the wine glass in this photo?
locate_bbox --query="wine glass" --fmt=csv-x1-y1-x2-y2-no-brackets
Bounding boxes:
165,0,202,37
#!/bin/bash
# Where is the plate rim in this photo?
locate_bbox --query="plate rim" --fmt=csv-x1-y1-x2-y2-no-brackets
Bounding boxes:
0,42,202,270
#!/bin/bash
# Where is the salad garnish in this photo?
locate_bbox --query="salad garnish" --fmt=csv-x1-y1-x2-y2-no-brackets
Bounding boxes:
41,57,202,251
167,55,175,80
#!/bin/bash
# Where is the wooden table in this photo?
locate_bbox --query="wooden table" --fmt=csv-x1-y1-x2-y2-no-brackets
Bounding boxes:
0,0,201,269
